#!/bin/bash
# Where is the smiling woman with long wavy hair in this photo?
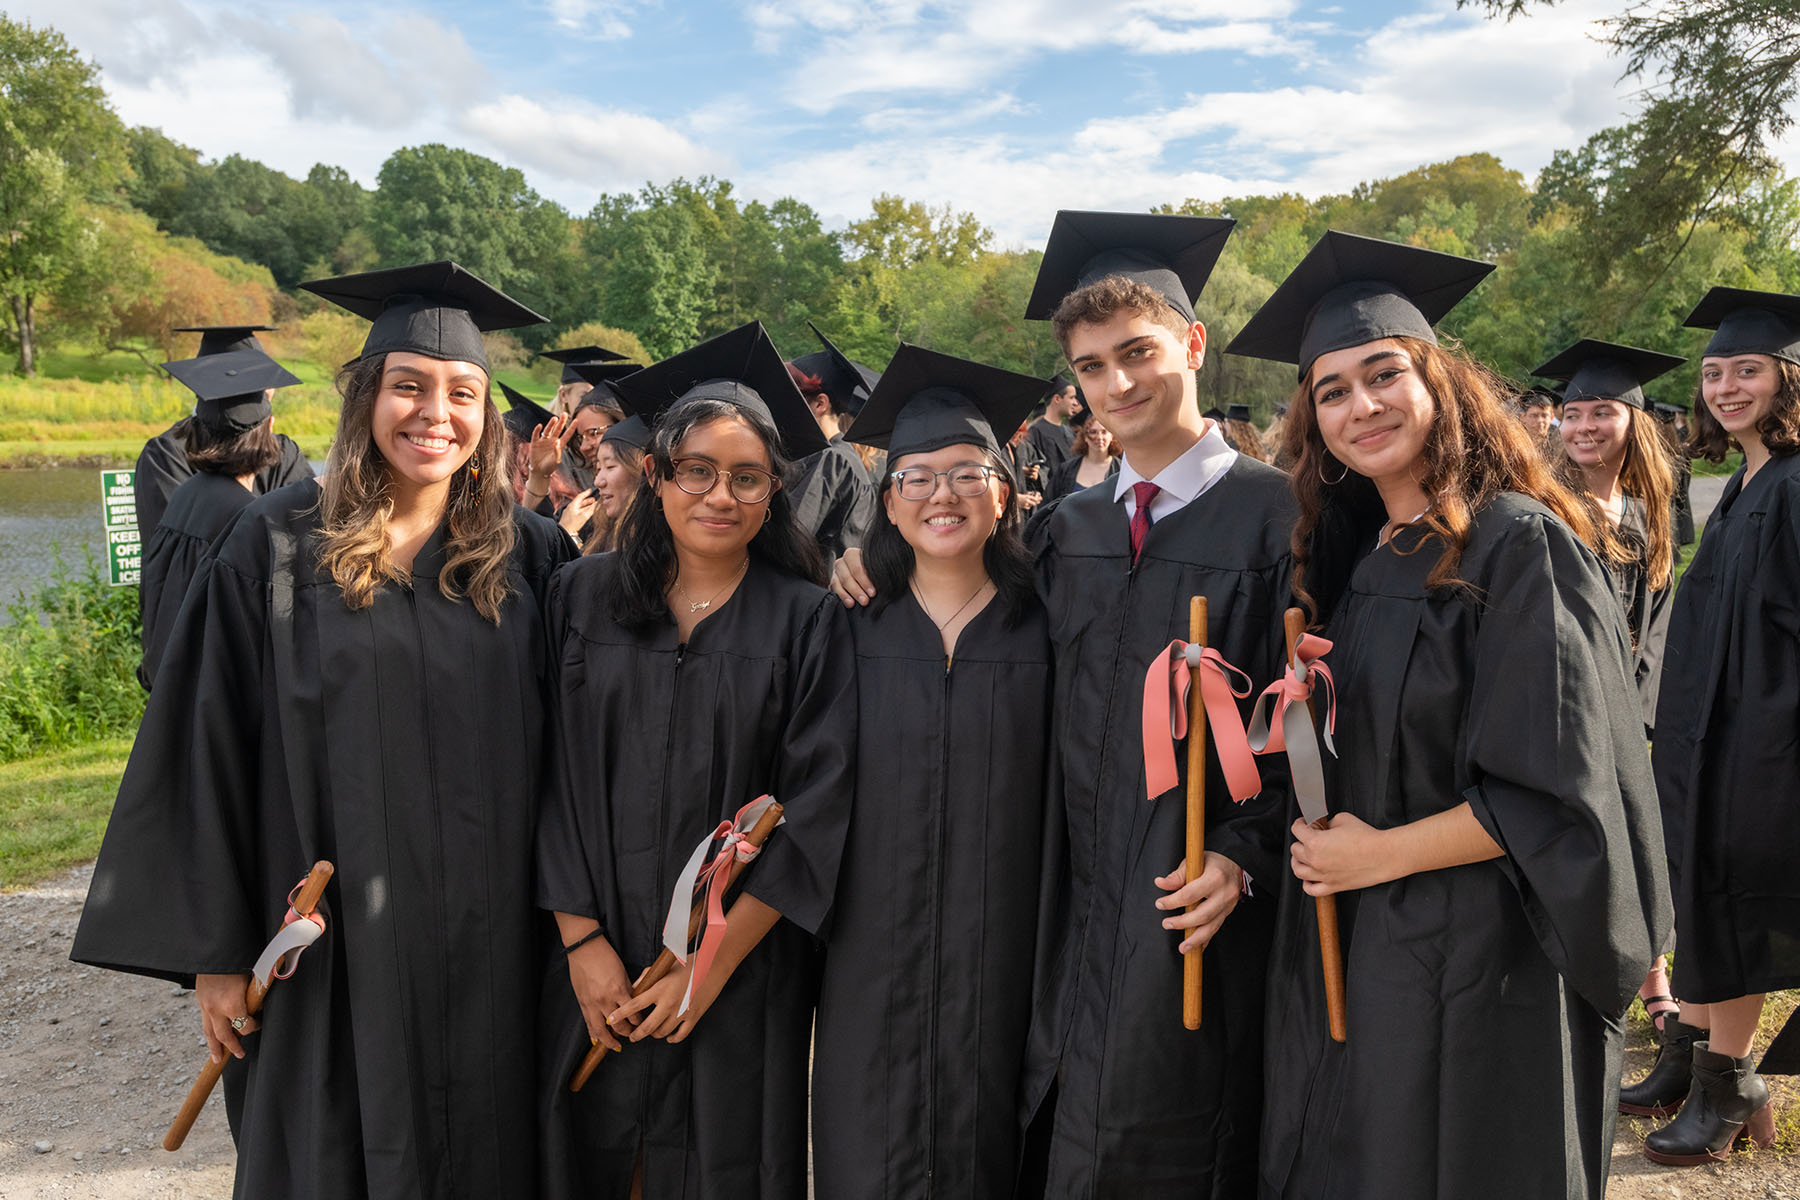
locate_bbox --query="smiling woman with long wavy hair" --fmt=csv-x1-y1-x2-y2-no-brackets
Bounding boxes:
73,263,574,1200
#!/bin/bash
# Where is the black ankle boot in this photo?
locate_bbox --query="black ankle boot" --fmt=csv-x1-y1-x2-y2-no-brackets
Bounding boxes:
1621,1019,1704,1117
1644,1042,1776,1166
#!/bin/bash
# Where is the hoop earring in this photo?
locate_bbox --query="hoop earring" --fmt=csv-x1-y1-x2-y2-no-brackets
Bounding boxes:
1317,455,1348,486
763,509,772,525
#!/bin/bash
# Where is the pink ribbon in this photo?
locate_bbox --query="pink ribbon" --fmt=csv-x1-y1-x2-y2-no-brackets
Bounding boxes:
661,795,783,1016
1141,640,1263,803
1247,632,1337,756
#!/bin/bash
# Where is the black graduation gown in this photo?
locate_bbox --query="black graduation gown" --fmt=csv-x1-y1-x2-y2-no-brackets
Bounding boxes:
1671,453,1695,547
1652,451,1800,1003
1611,496,1673,734
1260,495,1670,1200
813,593,1053,1198
791,435,878,560
1042,455,1119,505
1007,440,1049,500
73,481,574,1199
132,420,313,536
534,554,856,1200
137,472,257,689
1024,418,1074,477
1020,457,1295,1197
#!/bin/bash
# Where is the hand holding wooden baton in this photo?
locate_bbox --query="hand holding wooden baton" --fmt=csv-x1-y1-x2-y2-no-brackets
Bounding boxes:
1277,609,1347,1043
164,860,334,1151
570,801,784,1092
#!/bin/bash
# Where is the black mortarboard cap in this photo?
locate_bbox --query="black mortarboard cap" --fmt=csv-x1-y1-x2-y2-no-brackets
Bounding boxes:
614,321,828,458
848,343,1046,471
298,261,545,373
600,414,651,455
161,347,300,432
791,323,879,418
1025,210,1235,323
173,325,278,357
1047,371,1074,394
1649,398,1690,422
1226,403,1253,423
1531,339,1685,411
1225,231,1494,380
497,381,556,441
1202,406,1227,422
541,344,630,385
568,361,643,408
1683,286,1800,365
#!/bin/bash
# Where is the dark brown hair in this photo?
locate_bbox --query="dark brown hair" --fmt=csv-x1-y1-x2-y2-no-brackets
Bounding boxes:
183,413,281,478
1687,356,1800,463
315,355,516,623
1051,276,1191,354
1284,336,1607,623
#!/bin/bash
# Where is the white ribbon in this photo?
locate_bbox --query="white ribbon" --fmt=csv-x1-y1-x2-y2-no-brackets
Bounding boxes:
251,915,324,988
659,794,784,1015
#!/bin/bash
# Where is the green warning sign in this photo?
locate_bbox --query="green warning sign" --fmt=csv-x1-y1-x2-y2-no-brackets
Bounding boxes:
100,469,141,586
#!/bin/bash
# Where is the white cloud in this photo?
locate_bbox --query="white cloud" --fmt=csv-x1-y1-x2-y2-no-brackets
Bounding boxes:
540,0,640,39
458,94,725,198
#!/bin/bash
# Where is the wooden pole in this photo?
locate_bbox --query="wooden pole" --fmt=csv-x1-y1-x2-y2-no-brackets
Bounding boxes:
1284,609,1347,1044
1183,596,1208,1031
164,861,334,1151
570,802,785,1092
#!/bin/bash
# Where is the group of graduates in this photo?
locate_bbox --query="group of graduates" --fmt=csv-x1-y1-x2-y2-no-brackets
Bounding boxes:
69,208,1800,1200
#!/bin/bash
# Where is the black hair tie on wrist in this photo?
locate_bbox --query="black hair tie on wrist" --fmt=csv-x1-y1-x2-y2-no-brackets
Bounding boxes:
562,926,606,955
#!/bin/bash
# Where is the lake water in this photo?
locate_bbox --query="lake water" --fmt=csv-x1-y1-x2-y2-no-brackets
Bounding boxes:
0,468,112,611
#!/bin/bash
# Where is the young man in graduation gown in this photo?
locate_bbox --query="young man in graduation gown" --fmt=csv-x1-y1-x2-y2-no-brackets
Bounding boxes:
133,325,314,537
788,323,881,560
1017,211,1295,1196
137,347,302,689
1023,373,1082,475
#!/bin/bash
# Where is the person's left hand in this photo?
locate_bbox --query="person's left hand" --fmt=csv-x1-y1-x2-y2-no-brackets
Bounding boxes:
1290,814,1392,896
1153,851,1243,953
528,413,576,481
609,959,720,1045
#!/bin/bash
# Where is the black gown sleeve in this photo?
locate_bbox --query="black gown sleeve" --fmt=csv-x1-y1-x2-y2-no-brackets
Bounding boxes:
740,594,858,936
73,553,272,983
1459,511,1671,1016
533,565,605,923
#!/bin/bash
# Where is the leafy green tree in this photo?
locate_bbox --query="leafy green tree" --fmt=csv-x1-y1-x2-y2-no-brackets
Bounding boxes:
369,144,572,320
0,16,126,374
844,193,991,269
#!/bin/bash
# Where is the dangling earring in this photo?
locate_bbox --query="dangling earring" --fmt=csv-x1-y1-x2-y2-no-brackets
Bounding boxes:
1317,454,1348,486
467,454,482,484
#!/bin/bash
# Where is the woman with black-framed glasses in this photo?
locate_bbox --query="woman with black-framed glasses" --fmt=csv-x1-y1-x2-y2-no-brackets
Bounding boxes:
534,323,856,1200
810,344,1054,1198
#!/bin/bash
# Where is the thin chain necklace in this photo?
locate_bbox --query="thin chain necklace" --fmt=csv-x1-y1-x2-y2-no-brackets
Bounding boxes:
912,577,991,631
676,557,749,614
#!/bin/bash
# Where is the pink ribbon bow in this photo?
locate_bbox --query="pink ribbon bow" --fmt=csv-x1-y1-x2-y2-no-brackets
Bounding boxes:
1141,640,1263,803
661,795,783,1016
1247,632,1338,756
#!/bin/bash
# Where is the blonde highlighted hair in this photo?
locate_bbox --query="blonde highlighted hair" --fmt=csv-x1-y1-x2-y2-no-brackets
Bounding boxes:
314,356,517,623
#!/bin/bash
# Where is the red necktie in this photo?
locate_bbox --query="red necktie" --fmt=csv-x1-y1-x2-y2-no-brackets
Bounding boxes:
1130,481,1161,562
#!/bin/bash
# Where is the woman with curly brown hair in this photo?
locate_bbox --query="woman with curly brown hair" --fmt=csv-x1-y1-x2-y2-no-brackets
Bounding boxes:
75,262,573,1200
1227,232,1669,1200
1642,287,1800,1167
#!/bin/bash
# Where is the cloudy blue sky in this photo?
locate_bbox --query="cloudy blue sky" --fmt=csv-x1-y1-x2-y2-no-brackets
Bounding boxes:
30,0,1800,247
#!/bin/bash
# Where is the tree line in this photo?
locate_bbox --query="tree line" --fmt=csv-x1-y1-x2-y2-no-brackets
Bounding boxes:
1,6,1796,417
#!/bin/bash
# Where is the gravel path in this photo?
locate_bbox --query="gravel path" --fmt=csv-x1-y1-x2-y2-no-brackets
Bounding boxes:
3,864,1793,1197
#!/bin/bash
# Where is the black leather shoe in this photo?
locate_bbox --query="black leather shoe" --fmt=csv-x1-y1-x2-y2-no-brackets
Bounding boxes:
1621,1018,1704,1117
1644,1042,1776,1166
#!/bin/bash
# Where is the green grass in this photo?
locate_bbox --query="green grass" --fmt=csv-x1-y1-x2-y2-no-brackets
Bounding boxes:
0,737,129,889
1691,451,1743,477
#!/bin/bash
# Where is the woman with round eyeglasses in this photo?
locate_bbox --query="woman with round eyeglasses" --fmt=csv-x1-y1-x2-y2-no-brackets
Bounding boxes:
534,323,855,1200
810,344,1053,1198
1643,287,1800,1167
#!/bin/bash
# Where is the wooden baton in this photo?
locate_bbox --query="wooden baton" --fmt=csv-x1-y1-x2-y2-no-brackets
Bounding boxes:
570,801,785,1092
164,860,334,1151
1284,608,1347,1044
1183,596,1208,1031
